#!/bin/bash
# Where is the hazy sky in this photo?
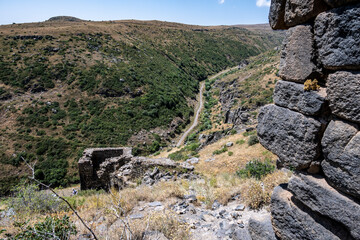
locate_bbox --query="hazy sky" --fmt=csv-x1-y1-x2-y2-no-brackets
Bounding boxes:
0,0,271,26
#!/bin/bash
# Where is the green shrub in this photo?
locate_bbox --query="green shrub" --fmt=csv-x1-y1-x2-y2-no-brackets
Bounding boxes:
8,184,67,213
169,150,186,161
248,135,259,146
213,146,228,155
236,139,245,145
243,130,256,137
13,215,77,240
228,151,233,156
237,159,275,180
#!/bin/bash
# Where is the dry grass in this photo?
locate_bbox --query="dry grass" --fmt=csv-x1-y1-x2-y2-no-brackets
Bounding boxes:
196,132,276,176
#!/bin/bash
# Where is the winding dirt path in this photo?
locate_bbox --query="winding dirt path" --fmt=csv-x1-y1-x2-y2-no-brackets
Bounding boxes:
175,66,237,147
176,82,205,147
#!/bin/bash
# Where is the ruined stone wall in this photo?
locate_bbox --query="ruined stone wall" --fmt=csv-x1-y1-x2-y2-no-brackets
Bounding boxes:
258,1,360,239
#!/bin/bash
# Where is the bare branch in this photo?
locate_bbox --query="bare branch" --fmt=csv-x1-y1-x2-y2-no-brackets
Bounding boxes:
21,156,98,240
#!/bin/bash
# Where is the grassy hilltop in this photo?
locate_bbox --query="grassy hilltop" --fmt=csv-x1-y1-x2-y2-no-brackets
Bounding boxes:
0,18,283,195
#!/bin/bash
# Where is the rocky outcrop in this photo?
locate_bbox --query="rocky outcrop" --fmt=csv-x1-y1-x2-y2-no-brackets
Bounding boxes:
259,1,360,239
273,80,327,115
279,25,320,83
258,104,322,169
314,4,360,70
78,147,196,191
269,0,287,29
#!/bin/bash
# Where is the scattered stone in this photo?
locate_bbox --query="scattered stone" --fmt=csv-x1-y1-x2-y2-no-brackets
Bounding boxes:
288,173,360,239
248,214,277,240
184,194,197,203
327,71,360,124
279,24,320,83
186,157,199,165
321,119,360,198
212,200,222,210
257,105,323,170
273,80,327,116
230,212,240,219
284,0,328,27
235,204,245,211
315,4,360,70
148,201,162,207
226,142,234,147
129,213,144,219
201,213,216,222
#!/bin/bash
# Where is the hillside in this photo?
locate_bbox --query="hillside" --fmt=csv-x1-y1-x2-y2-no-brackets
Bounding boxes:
0,18,283,195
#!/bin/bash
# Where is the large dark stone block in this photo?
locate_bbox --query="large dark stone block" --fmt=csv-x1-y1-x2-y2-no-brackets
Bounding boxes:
324,0,360,8
322,119,360,198
279,25,320,83
248,214,277,240
274,80,327,116
269,0,287,29
285,0,328,27
271,185,352,240
288,173,360,239
257,104,322,170
327,71,360,124
315,4,360,70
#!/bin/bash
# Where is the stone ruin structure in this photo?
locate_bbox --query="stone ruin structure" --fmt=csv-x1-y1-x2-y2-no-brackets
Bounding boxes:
78,147,196,191
257,0,360,239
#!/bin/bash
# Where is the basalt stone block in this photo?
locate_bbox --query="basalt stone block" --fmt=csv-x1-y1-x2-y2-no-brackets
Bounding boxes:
315,4,360,70
324,0,360,8
288,173,360,239
257,105,322,170
322,120,360,198
327,71,360,124
269,0,287,29
274,80,327,116
285,0,328,27
279,25,320,83
271,185,352,240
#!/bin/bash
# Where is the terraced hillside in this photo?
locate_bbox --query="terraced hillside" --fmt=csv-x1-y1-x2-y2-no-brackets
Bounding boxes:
0,18,283,195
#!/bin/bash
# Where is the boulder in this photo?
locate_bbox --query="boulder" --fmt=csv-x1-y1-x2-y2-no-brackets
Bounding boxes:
288,173,360,239
274,80,327,116
321,120,360,198
285,0,328,27
257,105,322,170
279,25,320,83
315,4,360,70
269,0,287,29
323,0,359,7
327,71,360,124
248,214,277,240
271,185,352,240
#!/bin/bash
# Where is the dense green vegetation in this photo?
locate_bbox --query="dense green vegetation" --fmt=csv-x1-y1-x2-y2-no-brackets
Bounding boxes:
0,20,283,195
237,158,275,180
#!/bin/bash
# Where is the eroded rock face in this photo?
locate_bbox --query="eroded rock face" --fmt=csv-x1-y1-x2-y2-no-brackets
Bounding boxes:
288,173,360,239
285,0,328,27
257,104,322,169
269,0,287,29
271,185,351,240
274,80,327,116
327,71,360,124
315,4,360,70
321,120,360,198
279,25,320,83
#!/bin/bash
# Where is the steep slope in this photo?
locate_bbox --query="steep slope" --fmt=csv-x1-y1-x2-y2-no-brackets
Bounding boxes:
0,18,283,195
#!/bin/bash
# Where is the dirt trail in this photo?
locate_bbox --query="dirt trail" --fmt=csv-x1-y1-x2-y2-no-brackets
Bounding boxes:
176,67,237,147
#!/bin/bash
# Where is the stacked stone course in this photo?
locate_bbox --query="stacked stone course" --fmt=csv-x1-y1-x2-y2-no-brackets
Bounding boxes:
258,0,360,239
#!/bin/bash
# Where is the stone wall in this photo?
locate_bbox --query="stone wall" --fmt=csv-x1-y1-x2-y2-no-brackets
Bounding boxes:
258,1,360,239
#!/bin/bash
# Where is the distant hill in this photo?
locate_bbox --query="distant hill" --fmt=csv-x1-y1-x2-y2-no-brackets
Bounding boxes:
46,16,83,22
0,19,284,195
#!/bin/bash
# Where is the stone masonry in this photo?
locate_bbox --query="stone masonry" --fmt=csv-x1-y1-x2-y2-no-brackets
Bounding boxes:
257,1,360,239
